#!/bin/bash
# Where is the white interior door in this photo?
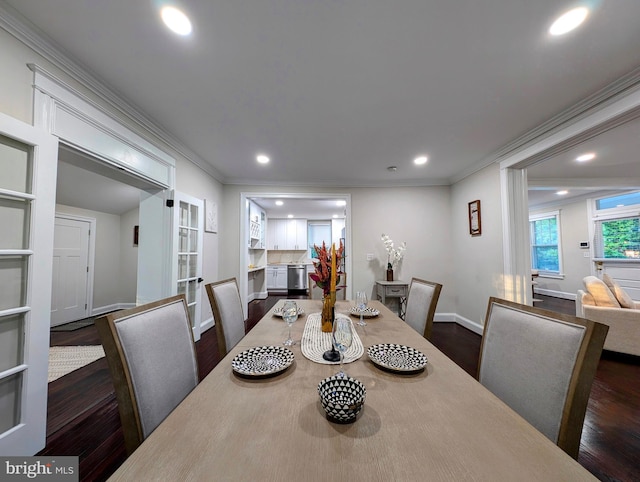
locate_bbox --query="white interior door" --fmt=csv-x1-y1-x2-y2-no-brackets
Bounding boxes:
174,192,204,341
51,216,92,326
0,112,58,455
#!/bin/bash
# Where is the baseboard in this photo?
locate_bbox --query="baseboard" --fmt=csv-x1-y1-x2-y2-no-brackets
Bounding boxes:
91,303,135,317
452,314,484,335
248,291,268,303
200,316,214,334
534,288,576,301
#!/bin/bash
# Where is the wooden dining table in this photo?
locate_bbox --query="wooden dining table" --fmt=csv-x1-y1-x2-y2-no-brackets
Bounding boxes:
108,300,596,481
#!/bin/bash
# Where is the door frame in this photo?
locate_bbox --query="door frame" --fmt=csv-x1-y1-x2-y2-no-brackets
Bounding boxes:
30,64,177,304
500,82,640,304
52,213,96,325
239,192,353,319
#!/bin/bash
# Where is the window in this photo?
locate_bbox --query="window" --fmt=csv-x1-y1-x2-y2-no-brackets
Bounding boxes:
307,221,331,259
530,211,562,274
593,192,640,259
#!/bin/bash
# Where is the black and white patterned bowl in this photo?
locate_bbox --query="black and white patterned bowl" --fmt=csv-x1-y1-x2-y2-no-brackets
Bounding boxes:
317,376,366,424
231,346,295,377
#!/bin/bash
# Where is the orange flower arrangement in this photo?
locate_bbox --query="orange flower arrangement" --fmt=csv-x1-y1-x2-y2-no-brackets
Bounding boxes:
310,240,345,296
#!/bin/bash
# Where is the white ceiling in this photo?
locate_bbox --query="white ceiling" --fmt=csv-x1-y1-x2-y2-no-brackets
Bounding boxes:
5,0,640,191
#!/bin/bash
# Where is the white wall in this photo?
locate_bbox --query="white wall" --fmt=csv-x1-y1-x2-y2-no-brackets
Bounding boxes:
119,207,139,303
530,199,591,299
451,163,505,327
221,184,455,314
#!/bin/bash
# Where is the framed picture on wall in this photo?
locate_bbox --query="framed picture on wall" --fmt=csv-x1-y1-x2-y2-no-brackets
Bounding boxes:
468,200,481,236
205,199,218,233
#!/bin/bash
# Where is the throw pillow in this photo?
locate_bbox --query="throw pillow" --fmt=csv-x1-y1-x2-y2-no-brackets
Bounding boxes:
602,273,635,309
583,276,620,308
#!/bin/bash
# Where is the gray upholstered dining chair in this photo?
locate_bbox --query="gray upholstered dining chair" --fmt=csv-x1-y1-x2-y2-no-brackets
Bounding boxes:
403,278,442,340
477,297,608,459
95,294,199,455
205,277,246,357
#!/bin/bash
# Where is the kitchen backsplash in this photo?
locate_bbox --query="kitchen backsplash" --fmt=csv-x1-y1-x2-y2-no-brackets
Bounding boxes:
267,250,311,264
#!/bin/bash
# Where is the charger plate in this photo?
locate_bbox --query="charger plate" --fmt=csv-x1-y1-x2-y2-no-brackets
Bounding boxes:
231,346,295,377
367,343,427,373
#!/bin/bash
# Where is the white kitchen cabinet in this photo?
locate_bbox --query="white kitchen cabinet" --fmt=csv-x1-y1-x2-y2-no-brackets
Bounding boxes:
266,265,288,291
288,219,308,251
267,219,288,250
268,218,307,250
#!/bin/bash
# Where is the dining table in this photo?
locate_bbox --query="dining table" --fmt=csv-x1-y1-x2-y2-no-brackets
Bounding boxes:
108,299,596,481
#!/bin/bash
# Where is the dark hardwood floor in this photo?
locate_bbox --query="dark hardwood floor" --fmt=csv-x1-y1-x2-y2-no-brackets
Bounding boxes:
42,294,640,481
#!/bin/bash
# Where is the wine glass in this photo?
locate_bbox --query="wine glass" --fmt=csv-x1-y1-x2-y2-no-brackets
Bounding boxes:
332,316,354,378
282,300,298,346
355,291,368,326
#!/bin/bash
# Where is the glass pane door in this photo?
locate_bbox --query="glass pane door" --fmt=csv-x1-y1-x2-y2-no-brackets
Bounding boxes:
0,114,58,455
175,193,203,341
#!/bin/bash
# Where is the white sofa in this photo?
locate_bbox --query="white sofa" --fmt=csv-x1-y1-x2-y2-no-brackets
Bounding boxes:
576,275,640,356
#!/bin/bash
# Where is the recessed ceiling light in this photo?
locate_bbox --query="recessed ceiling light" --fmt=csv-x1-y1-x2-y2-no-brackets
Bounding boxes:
556,190,569,195
336,200,346,207
414,156,428,165
160,6,192,36
287,214,294,218
549,7,589,36
576,152,596,162
256,154,270,164
332,214,339,219
275,200,284,206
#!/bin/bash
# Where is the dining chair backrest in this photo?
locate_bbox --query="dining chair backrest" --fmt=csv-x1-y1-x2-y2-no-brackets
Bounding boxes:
308,272,347,300
205,277,246,357
477,297,608,459
95,294,199,455
403,278,442,340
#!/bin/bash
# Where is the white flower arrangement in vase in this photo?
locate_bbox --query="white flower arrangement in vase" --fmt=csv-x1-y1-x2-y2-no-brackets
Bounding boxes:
381,234,406,280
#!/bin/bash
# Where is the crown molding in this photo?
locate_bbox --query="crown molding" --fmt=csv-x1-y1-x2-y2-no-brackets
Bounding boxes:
0,3,226,183
450,66,640,185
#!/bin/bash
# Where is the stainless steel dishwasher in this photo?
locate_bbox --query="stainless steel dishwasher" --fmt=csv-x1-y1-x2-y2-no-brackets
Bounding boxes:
287,265,307,290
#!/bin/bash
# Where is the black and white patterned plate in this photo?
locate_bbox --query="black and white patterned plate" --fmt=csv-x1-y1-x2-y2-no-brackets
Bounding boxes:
367,344,427,373
272,306,305,317
349,306,380,318
231,346,295,377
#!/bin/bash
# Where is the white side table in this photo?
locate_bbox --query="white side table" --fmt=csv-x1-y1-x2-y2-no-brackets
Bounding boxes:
376,280,409,319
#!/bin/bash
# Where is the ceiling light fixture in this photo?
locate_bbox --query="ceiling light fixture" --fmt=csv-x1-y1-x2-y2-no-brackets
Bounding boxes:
556,190,569,195
414,156,428,165
275,200,284,206
160,6,192,36
336,200,346,207
256,154,270,164
287,214,294,219
576,152,596,162
549,7,589,36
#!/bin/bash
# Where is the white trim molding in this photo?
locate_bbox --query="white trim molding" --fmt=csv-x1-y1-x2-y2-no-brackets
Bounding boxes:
30,64,175,189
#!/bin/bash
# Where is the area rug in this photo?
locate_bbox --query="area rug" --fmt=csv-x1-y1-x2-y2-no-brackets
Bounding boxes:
48,345,105,383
